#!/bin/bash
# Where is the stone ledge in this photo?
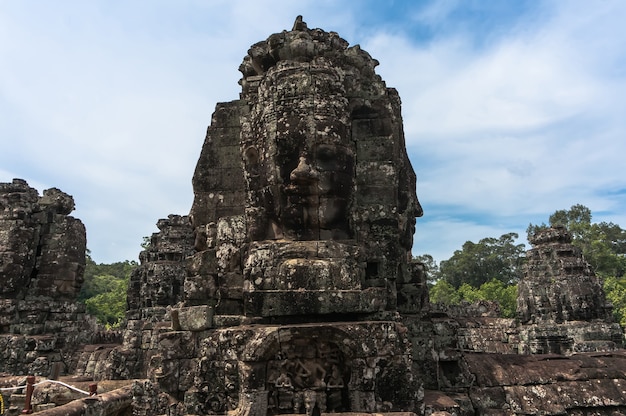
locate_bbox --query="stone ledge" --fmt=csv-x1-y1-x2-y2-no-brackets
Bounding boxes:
244,288,388,317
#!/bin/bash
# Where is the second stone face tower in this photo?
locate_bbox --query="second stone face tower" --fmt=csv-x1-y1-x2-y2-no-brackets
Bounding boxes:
143,17,429,415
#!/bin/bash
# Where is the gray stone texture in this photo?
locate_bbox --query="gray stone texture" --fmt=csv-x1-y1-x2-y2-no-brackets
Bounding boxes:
0,178,93,377
519,225,614,324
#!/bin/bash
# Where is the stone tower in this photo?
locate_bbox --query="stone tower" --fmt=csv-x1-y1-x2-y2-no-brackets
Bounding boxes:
517,226,623,354
126,16,428,415
0,178,91,376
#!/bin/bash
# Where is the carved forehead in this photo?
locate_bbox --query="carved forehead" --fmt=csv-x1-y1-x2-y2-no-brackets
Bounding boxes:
262,63,344,95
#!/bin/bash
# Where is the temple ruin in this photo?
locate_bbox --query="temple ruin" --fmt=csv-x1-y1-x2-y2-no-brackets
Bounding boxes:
0,179,93,376
2,16,626,416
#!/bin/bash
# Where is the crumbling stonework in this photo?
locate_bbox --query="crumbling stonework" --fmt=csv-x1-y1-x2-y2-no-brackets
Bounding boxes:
463,351,626,415
518,226,623,354
83,214,195,381
519,226,614,324
0,179,93,376
120,16,426,415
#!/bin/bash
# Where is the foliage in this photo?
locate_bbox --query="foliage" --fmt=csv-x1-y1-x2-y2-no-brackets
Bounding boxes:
429,278,518,318
603,276,626,327
422,232,523,318
477,279,517,318
429,280,460,305
438,232,525,289
425,204,626,322
85,276,128,326
414,254,440,283
458,283,482,303
527,203,592,241
80,254,136,326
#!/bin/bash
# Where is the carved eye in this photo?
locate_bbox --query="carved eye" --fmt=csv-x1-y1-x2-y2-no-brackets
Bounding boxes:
315,145,337,171
244,146,259,165
316,145,334,161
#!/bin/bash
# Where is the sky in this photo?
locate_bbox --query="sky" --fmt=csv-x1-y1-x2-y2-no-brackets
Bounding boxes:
1,0,625,265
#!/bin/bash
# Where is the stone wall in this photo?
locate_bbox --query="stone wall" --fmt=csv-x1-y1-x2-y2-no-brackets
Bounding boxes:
0,179,93,376
91,214,195,381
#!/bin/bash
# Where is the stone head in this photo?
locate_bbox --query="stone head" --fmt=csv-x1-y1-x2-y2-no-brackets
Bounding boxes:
243,62,354,241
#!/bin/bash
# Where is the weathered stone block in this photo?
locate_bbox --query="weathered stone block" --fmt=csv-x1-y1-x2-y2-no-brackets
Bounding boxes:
158,331,196,359
352,118,394,137
183,274,217,302
35,336,56,351
176,306,214,332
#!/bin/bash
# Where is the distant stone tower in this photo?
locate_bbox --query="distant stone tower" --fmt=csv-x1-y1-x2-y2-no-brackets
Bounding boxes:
517,226,623,354
123,16,428,415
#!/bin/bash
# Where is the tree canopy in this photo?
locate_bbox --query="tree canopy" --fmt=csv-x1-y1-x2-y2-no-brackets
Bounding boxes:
429,278,518,318
437,232,525,289
79,255,136,327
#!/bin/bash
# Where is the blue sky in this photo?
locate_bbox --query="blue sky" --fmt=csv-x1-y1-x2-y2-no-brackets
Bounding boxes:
1,1,625,264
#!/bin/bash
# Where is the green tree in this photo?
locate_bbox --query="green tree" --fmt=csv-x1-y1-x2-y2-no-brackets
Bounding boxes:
429,279,518,318
84,276,128,326
439,232,525,289
476,279,518,318
79,254,136,326
429,280,460,304
458,283,481,303
604,276,626,327
414,254,440,283
527,204,592,239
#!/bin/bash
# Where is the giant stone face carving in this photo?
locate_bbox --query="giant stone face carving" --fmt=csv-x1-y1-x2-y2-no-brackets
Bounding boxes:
244,63,354,242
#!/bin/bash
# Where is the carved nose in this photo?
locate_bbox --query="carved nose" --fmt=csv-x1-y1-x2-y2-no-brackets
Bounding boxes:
290,156,319,184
